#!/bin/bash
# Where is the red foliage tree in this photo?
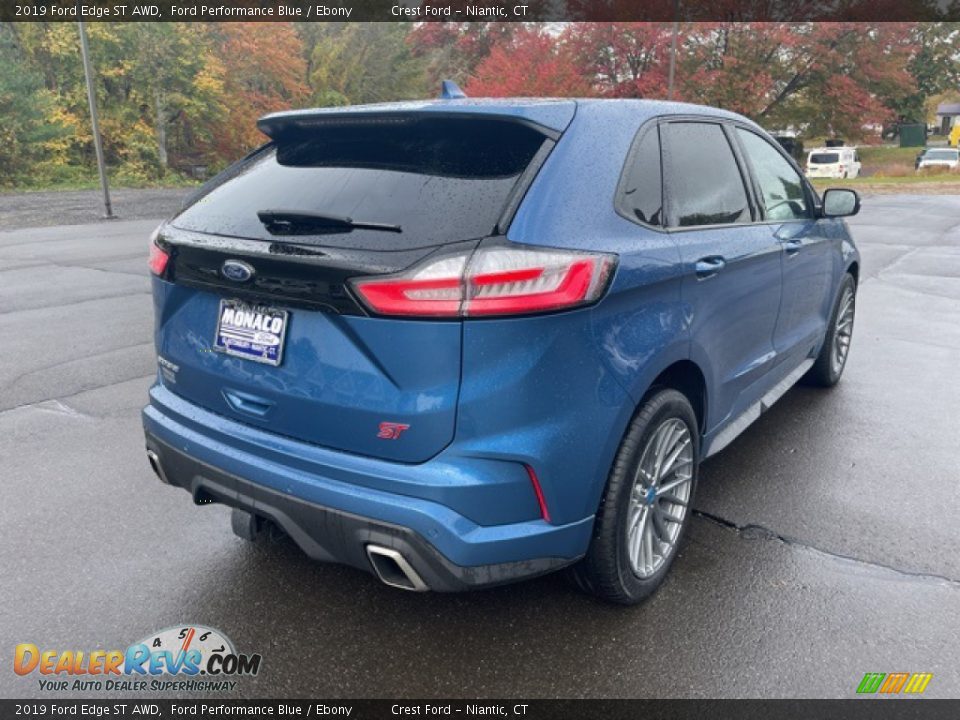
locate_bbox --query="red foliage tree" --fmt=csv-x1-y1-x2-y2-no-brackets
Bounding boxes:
464,27,592,97
408,22,517,87
679,23,918,136
564,22,678,98
207,22,309,157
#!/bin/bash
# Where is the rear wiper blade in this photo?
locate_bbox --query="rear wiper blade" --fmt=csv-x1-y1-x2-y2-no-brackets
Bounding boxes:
257,209,402,235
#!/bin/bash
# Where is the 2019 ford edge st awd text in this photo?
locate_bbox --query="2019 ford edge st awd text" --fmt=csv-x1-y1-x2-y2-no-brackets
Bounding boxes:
142,95,860,604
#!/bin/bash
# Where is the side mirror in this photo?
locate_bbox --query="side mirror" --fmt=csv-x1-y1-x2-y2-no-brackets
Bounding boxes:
822,188,860,218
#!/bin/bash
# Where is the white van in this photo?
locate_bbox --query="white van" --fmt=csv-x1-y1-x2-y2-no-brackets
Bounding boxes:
806,147,861,179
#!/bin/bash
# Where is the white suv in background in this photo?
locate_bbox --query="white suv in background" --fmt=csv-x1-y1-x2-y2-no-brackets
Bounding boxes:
806,147,861,179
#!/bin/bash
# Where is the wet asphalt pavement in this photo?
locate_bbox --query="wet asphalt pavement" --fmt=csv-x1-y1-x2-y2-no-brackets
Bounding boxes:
0,191,958,699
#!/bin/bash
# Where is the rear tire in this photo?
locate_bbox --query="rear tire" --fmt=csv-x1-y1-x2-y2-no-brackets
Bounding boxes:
805,273,856,387
571,389,699,605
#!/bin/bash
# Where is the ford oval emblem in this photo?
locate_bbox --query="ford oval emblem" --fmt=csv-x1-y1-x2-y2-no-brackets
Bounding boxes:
221,259,254,283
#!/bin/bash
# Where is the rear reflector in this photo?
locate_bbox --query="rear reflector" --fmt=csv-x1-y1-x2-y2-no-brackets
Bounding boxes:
525,464,551,523
351,244,615,318
148,241,170,277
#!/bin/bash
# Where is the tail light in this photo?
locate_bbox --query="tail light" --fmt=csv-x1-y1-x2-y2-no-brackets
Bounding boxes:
148,226,170,277
351,244,616,318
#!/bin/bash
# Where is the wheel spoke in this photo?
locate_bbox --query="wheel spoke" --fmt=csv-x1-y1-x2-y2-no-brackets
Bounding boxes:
660,436,691,478
642,518,653,572
657,475,691,497
635,466,655,486
651,506,667,541
628,507,645,569
628,504,646,538
629,533,639,571
659,508,685,524
650,423,675,480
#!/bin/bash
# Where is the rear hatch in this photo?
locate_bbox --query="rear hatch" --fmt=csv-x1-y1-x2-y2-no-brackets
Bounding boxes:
806,151,841,176
152,110,565,463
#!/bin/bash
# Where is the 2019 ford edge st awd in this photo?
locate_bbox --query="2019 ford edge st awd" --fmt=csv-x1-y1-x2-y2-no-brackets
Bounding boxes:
142,95,860,604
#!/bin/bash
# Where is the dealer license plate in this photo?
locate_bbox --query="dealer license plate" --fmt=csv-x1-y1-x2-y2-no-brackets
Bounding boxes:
214,299,288,366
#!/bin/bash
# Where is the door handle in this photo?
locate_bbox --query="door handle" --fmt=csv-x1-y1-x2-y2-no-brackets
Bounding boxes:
695,256,726,279
782,238,803,256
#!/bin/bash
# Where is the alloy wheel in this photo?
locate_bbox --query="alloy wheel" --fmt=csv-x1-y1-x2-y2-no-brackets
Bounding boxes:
832,286,855,376
625,418,694,578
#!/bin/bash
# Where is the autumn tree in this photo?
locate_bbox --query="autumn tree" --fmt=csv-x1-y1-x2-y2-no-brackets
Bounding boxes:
3,21,951,189
465,27,592,97
131,23,224,172
305,23,426,106
407,22,517,88
565,22,677,97
204,23,308,158
678,23,918,137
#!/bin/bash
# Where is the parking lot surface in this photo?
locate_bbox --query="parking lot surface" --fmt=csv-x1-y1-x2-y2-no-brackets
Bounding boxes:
1,192,958,698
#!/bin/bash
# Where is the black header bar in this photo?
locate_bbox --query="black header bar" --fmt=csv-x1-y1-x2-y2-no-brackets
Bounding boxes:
3,0,959,22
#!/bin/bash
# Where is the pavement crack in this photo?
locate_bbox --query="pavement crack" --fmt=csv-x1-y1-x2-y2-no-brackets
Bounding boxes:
33,399,96,420
0,340,153,397
0,290,151,317
47,259,148,278
0,373,155,418
693,508,960,589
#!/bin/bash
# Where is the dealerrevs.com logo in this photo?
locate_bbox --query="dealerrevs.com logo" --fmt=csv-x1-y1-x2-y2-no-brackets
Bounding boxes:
856,672,933,695
14,625,262,693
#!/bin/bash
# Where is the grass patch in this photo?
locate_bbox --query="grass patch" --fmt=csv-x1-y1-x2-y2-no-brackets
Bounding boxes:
2,170,202,194
810,174,960,194
856,146,925,166
811,172,958,187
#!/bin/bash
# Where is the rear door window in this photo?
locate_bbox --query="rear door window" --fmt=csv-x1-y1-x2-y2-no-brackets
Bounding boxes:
736,128,810,221
172,117,550,251
661,122,751,228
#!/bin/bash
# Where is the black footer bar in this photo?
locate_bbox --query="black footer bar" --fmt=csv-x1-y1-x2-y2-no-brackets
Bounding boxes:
3,699,960,720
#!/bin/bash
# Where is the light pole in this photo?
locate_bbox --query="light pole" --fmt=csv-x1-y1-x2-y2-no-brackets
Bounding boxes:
78,20,113,219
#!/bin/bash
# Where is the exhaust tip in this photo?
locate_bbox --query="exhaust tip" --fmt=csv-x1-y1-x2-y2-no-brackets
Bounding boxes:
366,545,429,592
146,450,170,485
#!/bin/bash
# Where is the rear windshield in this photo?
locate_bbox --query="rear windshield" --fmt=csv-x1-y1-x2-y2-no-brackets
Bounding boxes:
172,117,549,250
809,153,840,164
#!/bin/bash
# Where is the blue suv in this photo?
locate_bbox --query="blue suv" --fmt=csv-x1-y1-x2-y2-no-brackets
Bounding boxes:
142,94,860,604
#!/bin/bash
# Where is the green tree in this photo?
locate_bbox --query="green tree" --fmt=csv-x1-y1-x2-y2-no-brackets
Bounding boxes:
307,23,427,106
893,22,960,123
0,25,70,185
131,24,223,173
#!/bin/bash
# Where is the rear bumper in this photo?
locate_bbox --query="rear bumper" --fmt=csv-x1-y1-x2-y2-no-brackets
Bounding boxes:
142,384,591,591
